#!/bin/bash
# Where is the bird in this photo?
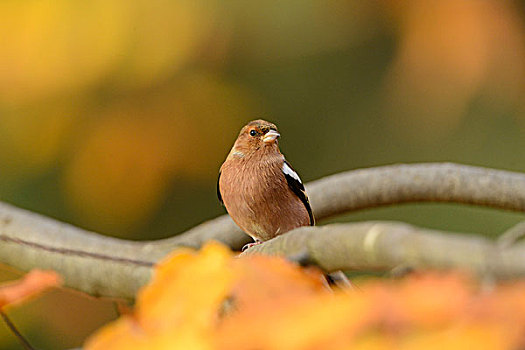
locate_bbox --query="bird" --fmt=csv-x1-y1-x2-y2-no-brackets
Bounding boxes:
218,120,352,290
218,119,314,250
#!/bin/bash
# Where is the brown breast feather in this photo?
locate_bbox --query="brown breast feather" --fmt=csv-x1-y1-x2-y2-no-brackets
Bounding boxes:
219,153,310,242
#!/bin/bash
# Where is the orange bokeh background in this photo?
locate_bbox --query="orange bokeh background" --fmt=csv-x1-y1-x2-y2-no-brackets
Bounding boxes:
1,0,525,348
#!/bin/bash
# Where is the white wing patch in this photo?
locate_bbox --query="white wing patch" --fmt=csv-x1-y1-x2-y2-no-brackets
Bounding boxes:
283,161,302,183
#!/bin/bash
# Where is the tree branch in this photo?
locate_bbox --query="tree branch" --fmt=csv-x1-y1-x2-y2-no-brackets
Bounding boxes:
0,202,158,299
159,162,525,250
0,163,523,298
242,222,525,279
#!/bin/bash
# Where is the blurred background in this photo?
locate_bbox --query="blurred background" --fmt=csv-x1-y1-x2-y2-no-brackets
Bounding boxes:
1,0,525,348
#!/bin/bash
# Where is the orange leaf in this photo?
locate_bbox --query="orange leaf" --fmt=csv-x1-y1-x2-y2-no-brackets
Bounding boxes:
86,242,234,350
86,242,525,350
0,269,62,308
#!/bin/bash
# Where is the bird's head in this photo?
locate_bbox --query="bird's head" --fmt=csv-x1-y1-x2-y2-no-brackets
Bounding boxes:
230,119,280,157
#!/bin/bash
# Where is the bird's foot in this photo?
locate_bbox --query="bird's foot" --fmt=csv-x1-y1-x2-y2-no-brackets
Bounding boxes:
242,241,262,251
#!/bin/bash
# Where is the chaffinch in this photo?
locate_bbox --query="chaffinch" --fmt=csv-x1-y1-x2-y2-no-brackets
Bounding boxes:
218,119,314,250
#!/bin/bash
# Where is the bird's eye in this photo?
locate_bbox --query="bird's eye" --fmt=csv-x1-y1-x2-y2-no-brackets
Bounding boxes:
249,130,257,136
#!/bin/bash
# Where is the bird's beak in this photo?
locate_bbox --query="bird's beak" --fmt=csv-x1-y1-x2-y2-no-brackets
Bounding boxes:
263,130,280,143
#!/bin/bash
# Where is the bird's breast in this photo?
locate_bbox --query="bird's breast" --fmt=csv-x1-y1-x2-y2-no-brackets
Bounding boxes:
219,158,310,241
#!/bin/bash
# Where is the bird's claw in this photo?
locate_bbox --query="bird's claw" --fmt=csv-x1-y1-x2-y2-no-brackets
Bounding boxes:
242,241,262,251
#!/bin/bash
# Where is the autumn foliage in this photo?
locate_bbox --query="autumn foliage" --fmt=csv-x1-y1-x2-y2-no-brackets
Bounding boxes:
0,270,61,309
84,243,525,350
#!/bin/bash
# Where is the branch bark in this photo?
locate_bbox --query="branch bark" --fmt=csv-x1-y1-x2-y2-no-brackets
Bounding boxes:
242,222,525,279
0,202,157,299
157,162,525,250
0,163,523,298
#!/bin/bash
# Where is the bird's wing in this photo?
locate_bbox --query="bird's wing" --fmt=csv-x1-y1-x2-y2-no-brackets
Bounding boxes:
217,170,224,206
282,160,315,225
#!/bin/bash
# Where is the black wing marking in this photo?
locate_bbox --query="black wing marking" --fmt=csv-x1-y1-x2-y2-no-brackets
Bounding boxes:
283,160,315,226
217,170,224,206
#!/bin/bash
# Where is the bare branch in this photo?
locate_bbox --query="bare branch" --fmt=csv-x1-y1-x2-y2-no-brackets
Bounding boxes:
242,222,525,279
164,163,525,250
307,162,525,218
0,202,157,299
0,163,524,298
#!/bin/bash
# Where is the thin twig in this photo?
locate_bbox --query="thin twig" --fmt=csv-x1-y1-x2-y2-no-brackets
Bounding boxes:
0,310,35,350
497,221,525,249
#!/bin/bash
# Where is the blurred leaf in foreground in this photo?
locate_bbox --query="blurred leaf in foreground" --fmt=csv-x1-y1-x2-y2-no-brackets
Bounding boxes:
0,270,62,309
85,242,525,350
